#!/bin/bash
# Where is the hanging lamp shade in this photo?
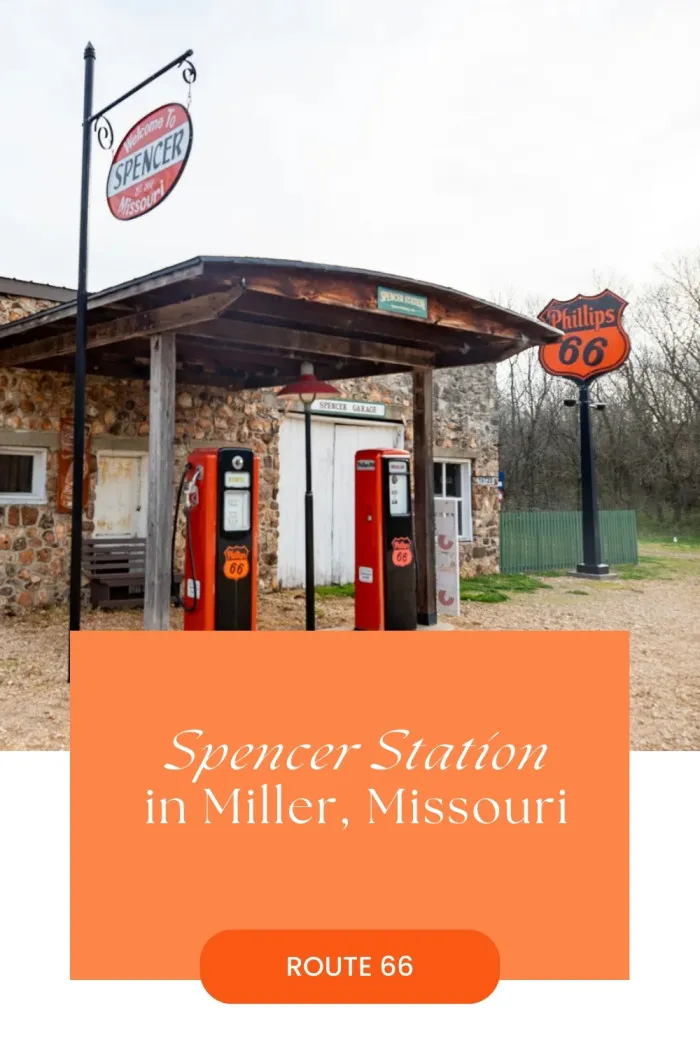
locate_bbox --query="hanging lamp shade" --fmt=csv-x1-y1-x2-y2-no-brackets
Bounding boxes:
277,363,341,404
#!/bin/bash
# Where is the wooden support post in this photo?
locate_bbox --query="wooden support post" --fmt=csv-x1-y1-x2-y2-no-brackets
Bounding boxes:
413,368,437,626
144,332,176,630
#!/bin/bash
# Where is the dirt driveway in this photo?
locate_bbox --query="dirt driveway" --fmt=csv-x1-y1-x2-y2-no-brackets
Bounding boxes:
1,546,697,751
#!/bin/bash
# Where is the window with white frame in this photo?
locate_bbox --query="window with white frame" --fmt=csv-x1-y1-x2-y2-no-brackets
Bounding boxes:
0,447,48,504
433,459,473,541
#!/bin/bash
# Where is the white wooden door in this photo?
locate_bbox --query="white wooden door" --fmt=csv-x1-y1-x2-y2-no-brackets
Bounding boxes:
94,452,147,538
277,416,404,588
277,417,334,588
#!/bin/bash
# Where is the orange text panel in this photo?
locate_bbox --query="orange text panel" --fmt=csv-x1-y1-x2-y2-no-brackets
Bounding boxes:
70,631,629,983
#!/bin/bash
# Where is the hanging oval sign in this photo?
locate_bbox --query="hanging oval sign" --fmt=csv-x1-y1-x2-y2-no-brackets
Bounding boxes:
106,102,192,221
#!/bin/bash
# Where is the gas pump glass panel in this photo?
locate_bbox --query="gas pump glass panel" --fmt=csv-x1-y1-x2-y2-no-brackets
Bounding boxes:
223,489,250,532
388,460,409,516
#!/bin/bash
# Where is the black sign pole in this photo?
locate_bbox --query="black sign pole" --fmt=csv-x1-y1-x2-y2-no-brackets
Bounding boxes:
67,44,196,679
68,43,95,653
576,380,608,576
304,402,316,632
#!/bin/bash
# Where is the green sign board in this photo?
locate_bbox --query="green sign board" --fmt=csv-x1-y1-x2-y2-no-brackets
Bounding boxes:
376,285,429,319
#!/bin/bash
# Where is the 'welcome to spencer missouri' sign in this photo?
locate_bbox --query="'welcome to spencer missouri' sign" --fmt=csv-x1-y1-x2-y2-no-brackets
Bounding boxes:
106,102,193,221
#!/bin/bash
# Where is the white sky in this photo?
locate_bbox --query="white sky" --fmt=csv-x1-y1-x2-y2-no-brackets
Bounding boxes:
2,0,700,310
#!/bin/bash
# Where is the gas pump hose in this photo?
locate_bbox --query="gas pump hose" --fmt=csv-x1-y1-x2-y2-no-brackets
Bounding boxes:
171,462,198,613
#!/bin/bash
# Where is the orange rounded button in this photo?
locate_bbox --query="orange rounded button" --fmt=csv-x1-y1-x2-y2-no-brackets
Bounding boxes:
200,929,499,1004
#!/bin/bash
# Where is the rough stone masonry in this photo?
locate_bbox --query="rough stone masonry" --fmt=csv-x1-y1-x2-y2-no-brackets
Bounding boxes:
0,290,500,615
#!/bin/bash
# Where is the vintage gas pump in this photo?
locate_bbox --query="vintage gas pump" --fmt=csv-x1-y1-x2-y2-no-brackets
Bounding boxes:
354,448,417,631
176,447,258,631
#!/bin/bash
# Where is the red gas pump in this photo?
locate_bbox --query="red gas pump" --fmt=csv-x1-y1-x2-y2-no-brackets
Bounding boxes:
176,447,258,631
354,448,417,631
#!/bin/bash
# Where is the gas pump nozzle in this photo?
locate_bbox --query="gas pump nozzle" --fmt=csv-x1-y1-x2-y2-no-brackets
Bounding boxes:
171,461,203,613
184,465,203,508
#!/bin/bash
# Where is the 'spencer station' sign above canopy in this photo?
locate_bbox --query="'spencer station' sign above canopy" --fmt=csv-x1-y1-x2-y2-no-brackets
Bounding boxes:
376,286,429,319
106,102,192,220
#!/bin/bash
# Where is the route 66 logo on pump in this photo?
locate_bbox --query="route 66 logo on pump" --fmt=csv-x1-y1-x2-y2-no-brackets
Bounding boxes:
391,537,414,567
538,290,630,383
222,546,250,581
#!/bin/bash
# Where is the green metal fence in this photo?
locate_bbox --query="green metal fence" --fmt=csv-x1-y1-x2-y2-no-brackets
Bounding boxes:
499,510,638,574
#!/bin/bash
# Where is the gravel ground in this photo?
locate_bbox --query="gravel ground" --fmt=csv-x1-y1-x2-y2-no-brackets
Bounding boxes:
1,547,698,751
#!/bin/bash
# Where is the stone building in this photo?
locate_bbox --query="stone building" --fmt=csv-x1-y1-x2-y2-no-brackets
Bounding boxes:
0,273,499,616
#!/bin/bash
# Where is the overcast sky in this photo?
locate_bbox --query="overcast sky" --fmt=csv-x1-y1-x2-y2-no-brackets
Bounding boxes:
2,0,699,311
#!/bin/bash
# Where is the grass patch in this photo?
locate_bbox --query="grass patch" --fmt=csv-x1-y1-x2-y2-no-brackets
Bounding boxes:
460,573,551,603
312,551,699,604
617,555,675,581
639,533,700,550
617,553,699,580
463,590,510,604
317,574,555,604
637,513,700,546
315,583,355,599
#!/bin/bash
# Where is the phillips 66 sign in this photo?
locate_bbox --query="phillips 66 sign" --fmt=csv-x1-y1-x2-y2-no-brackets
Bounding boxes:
106,102,192,220
538,290,630,384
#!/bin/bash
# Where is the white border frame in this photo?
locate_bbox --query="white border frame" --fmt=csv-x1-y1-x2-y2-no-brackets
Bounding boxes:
0,446,47,505
434,457,473,541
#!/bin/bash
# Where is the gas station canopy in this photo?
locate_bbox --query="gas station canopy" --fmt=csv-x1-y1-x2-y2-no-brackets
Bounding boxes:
0,255,562,631
0,255,561,383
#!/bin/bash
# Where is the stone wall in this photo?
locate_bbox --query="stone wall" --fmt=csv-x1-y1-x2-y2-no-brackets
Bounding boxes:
1,292,499,614
0,367,284,613
435,365,500,575
1,295,65,613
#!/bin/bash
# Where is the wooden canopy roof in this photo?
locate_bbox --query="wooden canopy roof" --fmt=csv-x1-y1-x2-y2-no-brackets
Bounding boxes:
0,256,561,389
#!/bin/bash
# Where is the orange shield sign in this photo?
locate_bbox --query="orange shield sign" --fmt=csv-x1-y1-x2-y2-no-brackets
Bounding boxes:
538,290,630,383
391,537,414,568
223,546,250,581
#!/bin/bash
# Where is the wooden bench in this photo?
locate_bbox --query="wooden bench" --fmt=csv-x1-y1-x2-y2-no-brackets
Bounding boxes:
82,537,182,610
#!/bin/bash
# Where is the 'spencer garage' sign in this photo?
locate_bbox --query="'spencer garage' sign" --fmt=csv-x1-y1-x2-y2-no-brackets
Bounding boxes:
106,103,192,220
